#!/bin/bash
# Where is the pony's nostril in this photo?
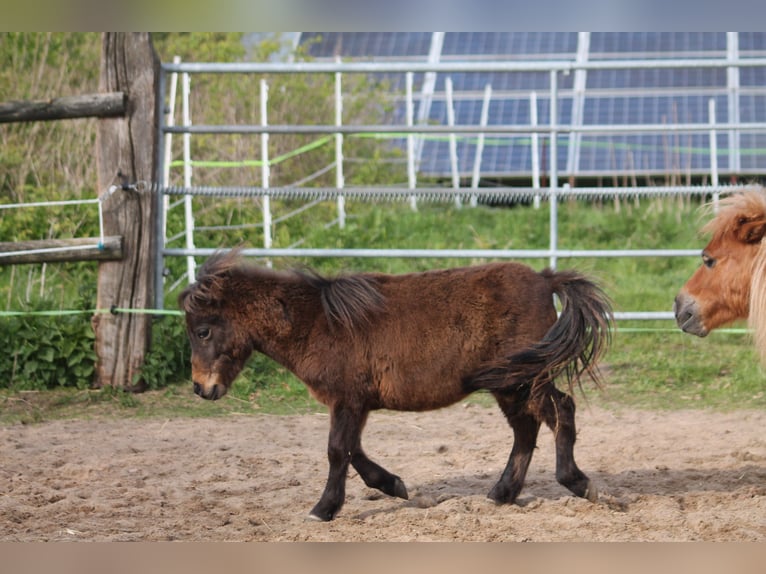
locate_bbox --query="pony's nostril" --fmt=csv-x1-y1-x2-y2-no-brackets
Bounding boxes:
673,294,694,322
193,382,202,396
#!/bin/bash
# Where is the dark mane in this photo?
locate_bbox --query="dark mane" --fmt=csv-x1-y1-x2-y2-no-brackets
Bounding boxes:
179,250,385,331
298,269,386,333
179,250,241,315
179,249,291,315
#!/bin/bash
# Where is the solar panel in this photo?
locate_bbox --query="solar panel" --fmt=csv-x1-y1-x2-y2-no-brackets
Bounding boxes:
298,32,766,180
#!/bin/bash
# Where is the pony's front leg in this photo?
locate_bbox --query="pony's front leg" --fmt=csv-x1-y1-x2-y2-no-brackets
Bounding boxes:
309,403,367,522
352,449,409,500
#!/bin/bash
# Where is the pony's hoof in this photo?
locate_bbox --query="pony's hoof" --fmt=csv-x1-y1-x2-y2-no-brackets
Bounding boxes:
583,480,598,503
487,482,519,505
393,477,409,500
307,503,337,522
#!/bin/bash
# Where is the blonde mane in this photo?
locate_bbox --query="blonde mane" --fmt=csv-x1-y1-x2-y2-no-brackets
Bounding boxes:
709,187,766,364
701,188,766,240
750,240,766,365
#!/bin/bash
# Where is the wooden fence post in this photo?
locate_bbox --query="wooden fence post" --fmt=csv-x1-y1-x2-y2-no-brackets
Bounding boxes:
92,33,159,391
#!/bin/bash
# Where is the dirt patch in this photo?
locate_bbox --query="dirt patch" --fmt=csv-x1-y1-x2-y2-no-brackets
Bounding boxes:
1,404,765,541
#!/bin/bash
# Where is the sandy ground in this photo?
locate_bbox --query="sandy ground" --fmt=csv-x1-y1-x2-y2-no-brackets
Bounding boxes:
1,403,765,542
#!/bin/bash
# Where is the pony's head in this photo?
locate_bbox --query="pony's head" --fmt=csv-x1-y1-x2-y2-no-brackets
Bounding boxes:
178,249,258,401
674,188,766,346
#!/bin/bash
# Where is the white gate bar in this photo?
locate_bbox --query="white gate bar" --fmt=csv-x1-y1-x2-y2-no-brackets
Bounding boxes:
445,76,461,208
335,57,346,228
405,72,417,211
726,32,741,174
470,83,492,208
165,121,766,136
161,55,181,245
709,97,720,212
163,57,766,74
181,71,196,283
549,70,559,270
260,79,272,255
530,91,541,209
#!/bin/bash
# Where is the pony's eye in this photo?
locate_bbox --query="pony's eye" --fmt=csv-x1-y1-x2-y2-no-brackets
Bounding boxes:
702,253,716,268
197,327,211,340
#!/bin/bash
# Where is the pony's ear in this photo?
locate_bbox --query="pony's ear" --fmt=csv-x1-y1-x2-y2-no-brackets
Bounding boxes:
735,216,766,244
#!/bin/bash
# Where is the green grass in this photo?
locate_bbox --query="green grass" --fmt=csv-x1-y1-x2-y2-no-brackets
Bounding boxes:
2,196,765,424
598,324,766,410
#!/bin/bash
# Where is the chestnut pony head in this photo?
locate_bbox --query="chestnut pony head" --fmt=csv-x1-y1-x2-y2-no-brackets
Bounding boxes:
674,188,766,359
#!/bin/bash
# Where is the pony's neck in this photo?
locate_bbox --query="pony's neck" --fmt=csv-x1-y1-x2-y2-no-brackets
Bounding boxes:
245,275,325,374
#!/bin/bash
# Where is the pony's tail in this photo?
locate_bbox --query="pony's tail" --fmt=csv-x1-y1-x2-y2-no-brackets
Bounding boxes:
464,269,614,397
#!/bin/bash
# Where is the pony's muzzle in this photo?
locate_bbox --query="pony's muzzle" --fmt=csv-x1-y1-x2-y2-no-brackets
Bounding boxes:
673,292,709,337
193,381,226,401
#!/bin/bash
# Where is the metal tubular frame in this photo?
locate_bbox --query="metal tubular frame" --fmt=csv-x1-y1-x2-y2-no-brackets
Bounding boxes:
154,56,766,321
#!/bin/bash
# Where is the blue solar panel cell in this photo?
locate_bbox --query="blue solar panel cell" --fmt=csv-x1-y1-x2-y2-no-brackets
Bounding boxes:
586,68,726,89
740,94,766,122
577,132,727,174
427,96,573,128
442,32,578,56
590,32,726,55
491,99,530,125
583,95,727,126
417,134,569,176
434,72,557,93
740,134,766,170
428,97,572,132
301,32,432,58
740,67,766,87
739,32,766,53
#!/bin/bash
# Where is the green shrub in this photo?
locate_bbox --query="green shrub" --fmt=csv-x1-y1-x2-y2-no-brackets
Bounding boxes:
140,316,191,390
0,308,96,391
0,295,192,392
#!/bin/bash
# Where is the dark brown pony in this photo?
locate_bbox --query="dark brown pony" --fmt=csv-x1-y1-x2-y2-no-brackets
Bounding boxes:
179,251,613,521
675,187,766,360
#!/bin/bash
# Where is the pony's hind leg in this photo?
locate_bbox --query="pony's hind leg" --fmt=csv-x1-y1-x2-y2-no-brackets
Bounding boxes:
488,391,541,504
351,450,409,500
538,386,598,502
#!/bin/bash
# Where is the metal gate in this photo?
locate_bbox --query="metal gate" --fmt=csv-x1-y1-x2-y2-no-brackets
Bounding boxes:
153,57,766,317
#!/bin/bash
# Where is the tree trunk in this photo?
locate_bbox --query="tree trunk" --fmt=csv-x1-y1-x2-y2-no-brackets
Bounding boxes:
92,33,159,391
